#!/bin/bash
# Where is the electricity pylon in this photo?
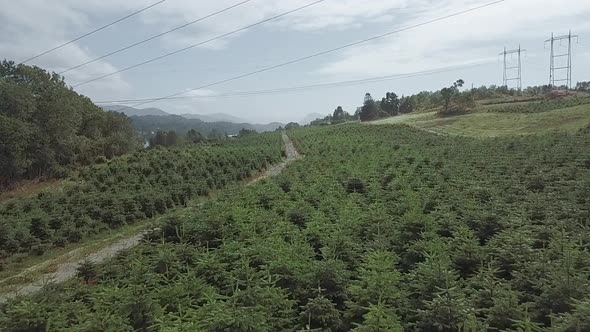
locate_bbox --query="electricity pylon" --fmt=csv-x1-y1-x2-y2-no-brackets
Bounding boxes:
499,45,524,90
545,30,578,89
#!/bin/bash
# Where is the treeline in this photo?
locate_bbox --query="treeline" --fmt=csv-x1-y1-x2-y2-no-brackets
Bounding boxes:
147,128,258,147
0,132,283,259
2,124,589,330
0,60,139,188
131,114,282,141
310,80,590,125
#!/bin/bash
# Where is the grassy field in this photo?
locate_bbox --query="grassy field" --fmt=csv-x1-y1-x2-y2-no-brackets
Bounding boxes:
0,180,64,203
370,102,590,137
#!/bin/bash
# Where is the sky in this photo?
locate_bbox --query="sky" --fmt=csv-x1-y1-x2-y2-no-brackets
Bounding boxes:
2,0,590,124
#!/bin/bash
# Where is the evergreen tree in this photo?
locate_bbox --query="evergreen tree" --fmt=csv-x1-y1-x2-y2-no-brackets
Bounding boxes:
360,93,380,122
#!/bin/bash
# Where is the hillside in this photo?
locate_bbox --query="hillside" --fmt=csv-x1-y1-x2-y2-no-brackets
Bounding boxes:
371,94,590,137
101,105,284,137
181,112,248,123
0,61,139,189
2,123,589,330
101,105,170,117
131,114,283,137
102,104,254,124
0,133,284,266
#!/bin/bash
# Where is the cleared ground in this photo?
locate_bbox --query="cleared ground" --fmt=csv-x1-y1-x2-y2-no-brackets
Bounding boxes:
370,103,590,137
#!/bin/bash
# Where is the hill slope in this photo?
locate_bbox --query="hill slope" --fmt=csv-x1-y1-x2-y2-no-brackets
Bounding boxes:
102,105,283,135
370,96,590,137
102,105,170,117
181,113,248,123
3,124,589,330
131,114,282,137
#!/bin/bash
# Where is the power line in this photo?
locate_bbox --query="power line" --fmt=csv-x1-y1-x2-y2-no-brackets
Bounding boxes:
113,0,504,111
72,0,328,88
95,61,494,106
19,0,167,64
59,0,253,75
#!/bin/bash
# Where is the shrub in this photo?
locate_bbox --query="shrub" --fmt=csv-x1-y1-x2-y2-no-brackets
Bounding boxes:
346,178,367,194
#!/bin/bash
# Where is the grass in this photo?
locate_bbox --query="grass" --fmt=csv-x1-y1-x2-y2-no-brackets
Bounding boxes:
370,103,590,137
0,180,64,203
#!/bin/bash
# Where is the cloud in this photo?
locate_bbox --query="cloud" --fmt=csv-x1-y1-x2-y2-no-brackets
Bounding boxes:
0,0,131,99
184,89,218,97
0,0,417,93
316,0,590,79
269,0,421,31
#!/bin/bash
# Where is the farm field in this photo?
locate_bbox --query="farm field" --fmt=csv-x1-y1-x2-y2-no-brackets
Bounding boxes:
371,98,590,137
2,123,589,331
0,133,284,273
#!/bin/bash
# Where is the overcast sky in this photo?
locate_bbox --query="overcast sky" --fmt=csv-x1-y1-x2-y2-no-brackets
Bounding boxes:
2,0,590,123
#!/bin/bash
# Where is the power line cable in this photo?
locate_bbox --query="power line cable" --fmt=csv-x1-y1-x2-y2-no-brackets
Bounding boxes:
114,0,505,111
59,0,253,75
95,61,494,105
72,0,328,87
19,0,168,64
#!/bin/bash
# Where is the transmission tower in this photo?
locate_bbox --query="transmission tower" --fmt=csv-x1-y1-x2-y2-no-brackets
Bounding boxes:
545,30,578,89
499,45,524,90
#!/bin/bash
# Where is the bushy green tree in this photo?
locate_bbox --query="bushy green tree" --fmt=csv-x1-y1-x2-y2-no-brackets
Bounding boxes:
360,93,380,122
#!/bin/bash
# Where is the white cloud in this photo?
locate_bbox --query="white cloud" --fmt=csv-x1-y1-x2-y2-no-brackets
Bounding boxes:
316,0,590,78
0,0,418,99
0,0,131,99
184,89,218,97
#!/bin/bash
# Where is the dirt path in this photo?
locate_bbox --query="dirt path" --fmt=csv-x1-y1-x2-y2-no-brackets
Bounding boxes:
0,133,300,304
248,132,301,185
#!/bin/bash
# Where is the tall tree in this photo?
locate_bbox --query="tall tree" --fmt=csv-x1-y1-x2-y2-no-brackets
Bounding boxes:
333,106,345,121
186,129,204,144
440,79,465,113
360,93,379,122
381,92,400,116
399,96,417,114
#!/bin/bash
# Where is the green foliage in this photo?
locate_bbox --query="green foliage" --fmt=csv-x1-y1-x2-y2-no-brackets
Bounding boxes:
0,60,139,187
130,114,281,142
309,106,356,126
238,128,257,137
301,295,342,331
77,259,98,284
440,79,467,115
2,124,590,331
149,130,180,147
381,93,400,116
186,129,204,144
575,81,590,91
483,95,590,114
0,132,283,259
360,93,381,122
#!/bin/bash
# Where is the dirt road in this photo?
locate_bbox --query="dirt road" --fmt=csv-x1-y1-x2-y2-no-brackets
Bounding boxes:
0,133,301,304
248,132,301,185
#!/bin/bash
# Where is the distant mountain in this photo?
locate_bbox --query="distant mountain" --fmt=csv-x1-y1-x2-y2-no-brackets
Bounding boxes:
181,113,248,124
103,105,284,137
131,115,283,139
301,113,325,125
102,105,169,117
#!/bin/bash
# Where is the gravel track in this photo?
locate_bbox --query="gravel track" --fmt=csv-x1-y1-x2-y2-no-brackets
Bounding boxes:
248,132,301,185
